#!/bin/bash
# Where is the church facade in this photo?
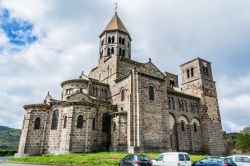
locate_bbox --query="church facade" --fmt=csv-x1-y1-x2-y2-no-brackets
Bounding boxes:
16,12,225,157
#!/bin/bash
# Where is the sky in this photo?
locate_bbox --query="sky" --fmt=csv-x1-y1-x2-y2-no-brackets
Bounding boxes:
0,0,249,132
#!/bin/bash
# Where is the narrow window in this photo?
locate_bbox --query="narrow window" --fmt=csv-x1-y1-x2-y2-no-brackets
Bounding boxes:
121,89,125,101
206,67,209,77
113,122,116,131
51,110,59,130
170,80,175,87
34,117,41,130
92,118,96,130
122,38,125,45
122,49,125,57
104,89,107,98
180,121,185,131
119,48,122,56
63,116,67,129
111,36,115,43
111,47,114,54
203,66,206,76
149,86,155,101
107,48,111,56
77,115,84,129
172,98,175,110
168,97,171,109
95,87,98,96
191,68,194,77
108,37,111,43
187,69,190,78
193,123,197,133
102,113,110,132
119,37,122,44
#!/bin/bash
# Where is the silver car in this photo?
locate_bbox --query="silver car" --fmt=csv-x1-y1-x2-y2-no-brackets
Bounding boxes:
228,155,250,166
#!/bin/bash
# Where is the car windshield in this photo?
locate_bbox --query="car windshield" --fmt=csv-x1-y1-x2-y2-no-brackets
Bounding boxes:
209,157,223,163
225,158,234,164
138,155,151,161
235,157,250,163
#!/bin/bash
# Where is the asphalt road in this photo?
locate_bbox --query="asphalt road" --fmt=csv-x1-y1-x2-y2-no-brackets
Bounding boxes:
0,156,41,166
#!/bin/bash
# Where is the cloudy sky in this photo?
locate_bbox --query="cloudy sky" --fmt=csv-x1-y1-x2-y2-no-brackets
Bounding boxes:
0,0,249,132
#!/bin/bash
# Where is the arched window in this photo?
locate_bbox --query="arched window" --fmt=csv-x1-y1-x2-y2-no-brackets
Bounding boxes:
77,115,84,129
113,122,116,131
107,48,111,56
119,48,122,56
191,68,194,77
121,89,125,101
184,101,188,112
122,49,125,57
51,110,59,130
108,36,111,43
63,116,67,129
168,97,171,109
119,37,122,43
180,121,185,131
34,117,41,130
193,123,197,133
92,118,96,130
111,36,115,43
102,113,110,132
187,69,190,78
104,89,107,98
122,38,125,45
172,98,175,110
111,47,114,54
205,67,209,77
149,86,155,101
95,87,98,96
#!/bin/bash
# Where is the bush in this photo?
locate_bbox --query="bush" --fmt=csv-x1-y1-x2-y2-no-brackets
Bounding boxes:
236,126,250,153
0,150,17,156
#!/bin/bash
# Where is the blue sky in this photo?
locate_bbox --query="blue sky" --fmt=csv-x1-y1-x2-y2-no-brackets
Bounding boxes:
0,0,249,132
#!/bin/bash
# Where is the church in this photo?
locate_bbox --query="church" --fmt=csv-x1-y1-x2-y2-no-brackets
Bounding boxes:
16,12,225,157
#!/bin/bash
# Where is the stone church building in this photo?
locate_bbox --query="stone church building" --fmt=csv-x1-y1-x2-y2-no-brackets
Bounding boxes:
17,12,225,157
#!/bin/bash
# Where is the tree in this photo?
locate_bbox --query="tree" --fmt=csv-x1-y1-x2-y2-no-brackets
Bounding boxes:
236,126,250,153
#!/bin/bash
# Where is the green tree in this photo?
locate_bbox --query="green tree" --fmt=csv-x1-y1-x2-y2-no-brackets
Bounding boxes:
236,126,250,153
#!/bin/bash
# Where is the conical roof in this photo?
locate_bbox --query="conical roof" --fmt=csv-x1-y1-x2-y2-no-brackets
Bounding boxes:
102,12,129,34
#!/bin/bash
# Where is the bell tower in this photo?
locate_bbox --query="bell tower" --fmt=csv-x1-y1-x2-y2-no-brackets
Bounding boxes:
180,57,225,155
99,12,132,60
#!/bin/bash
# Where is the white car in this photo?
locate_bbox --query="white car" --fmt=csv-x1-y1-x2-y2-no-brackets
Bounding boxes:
152,152,191,166
228,155,250,166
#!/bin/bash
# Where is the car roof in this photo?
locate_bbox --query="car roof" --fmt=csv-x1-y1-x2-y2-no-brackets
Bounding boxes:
228,155,250,157
160,152,189,155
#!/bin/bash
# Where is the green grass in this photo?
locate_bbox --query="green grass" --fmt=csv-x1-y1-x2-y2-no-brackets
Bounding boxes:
10,152,207,166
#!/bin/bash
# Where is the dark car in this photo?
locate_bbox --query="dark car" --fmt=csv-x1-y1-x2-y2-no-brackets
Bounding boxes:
192,157,237,166
119,154,153,166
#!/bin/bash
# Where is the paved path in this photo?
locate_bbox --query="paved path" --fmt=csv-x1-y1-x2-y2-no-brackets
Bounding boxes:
0,156,41,166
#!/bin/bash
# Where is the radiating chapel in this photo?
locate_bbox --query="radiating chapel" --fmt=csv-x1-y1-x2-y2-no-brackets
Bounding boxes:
17,12,225,157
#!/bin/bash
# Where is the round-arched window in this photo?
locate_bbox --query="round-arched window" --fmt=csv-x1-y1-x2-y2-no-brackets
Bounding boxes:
149,86,155,101
34,117,41,130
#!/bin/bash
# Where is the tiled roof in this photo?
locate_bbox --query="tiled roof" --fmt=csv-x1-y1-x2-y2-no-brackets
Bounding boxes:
103,12,129,33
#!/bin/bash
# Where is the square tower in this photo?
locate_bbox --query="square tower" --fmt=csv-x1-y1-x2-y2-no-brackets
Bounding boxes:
180,57,225,155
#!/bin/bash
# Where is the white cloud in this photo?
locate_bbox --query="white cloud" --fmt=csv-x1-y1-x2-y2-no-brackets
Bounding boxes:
0,0,250,132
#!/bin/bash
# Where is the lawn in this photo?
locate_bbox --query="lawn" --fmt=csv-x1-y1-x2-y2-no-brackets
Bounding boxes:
10,152,207,166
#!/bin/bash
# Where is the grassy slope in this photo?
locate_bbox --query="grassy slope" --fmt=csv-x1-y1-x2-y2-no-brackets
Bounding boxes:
10,152,207,166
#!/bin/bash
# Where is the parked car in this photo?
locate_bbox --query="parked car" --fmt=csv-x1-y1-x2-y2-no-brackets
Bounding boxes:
228,155,250,166
152,152,191,166
192,157,237,166
119,154,153,166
